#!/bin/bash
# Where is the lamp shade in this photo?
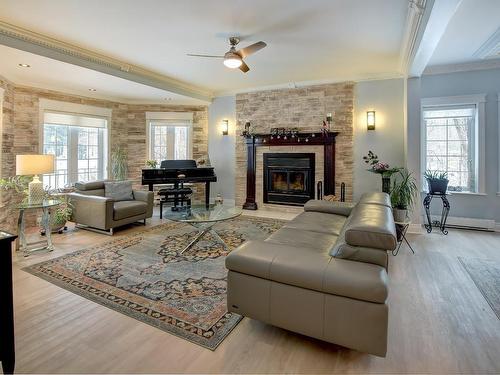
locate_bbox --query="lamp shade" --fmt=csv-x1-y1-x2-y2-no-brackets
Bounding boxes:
16,154,55,175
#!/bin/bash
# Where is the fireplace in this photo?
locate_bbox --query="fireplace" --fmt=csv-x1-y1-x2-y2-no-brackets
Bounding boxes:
263,153,315,206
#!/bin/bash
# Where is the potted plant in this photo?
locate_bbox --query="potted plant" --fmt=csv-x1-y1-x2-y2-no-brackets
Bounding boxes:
390,169,418,223
424,170,449,194
111,146,128,180
145,159,158,169
362,150,402,193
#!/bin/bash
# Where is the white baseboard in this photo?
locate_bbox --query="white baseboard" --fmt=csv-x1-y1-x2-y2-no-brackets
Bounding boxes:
495,222,500,232
426,214,496,231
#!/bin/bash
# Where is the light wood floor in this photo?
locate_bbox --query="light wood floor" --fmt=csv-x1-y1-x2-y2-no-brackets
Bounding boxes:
10,210,500,374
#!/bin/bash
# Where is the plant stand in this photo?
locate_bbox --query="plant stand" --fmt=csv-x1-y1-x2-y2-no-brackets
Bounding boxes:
382,176,391,193
423,192,450,235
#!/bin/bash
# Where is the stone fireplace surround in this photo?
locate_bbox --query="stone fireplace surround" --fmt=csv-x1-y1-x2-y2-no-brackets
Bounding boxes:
235,82,354,209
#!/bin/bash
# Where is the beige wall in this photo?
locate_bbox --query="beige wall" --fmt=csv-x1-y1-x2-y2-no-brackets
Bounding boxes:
234,82,354,207
0,75,208,231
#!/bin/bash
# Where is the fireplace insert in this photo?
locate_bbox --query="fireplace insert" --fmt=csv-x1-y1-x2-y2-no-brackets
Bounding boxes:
263,153,315,206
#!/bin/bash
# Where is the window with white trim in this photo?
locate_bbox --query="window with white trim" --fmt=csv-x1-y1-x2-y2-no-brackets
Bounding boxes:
42,111,108,188
148,119,192,163
422,105,478,192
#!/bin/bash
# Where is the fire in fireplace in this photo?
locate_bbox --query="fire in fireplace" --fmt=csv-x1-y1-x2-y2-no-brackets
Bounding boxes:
263,153,315,206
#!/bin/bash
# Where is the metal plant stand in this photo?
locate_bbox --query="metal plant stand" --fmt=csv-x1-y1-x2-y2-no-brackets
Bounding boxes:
423,193,450,235
392,221,415,256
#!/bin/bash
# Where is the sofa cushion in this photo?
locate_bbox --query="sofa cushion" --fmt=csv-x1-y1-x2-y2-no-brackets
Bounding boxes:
331,242,388,268
113,201,147,220
266,227,338,254
343,204,397,250
283,211,346,235
226,240,388,304
75,180,106,191
304,200,356,216
358,192,391,208
105,181,134,201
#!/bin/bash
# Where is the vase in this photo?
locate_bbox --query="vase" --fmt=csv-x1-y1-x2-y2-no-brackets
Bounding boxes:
382,176,391,194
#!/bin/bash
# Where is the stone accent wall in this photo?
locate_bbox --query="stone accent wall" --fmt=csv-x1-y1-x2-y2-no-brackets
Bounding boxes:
0,76,208,231
235,82,354,208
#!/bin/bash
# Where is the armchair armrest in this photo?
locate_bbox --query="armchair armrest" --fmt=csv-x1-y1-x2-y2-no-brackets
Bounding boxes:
68,193,114,230
133,190,154,218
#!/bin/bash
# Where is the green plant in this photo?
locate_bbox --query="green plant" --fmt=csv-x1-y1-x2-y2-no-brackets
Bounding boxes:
0,175,32,195
145,159,158,168
424,170,448,181
111,146,128,180
51,202,73,225
390,169,418,210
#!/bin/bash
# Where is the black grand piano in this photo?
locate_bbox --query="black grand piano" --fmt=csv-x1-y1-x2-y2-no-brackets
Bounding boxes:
142,160,217,208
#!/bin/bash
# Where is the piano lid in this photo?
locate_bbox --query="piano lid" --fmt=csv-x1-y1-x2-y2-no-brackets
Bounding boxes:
160,160,197,169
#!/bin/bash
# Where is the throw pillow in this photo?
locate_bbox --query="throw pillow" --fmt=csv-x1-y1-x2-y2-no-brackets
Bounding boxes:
104,181,134,201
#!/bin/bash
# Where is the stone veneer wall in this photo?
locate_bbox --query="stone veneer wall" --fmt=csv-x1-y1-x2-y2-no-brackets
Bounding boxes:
235,82,354,208
0,75,208,231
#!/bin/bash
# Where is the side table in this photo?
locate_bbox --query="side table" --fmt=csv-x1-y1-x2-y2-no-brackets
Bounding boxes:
393,221,415,256
423,192,450,235
0,231,17,374
15,199,60,257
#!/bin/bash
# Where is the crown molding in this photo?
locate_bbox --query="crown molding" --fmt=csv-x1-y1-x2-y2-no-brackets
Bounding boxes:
399,0,427,75
214,73,404,97
474,26,500,60
0,21,213,103
423,59,500,75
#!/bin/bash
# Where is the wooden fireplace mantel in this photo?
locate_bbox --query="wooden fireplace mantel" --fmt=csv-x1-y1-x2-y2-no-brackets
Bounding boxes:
242,131,339,210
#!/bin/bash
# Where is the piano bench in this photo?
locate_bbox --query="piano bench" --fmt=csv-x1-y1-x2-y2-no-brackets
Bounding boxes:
158,188,193,219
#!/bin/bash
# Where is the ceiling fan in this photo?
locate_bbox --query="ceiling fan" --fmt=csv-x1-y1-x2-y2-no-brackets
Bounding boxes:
187,37,267,73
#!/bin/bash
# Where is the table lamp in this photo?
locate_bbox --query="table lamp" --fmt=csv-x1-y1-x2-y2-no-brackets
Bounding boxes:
16,154,55,203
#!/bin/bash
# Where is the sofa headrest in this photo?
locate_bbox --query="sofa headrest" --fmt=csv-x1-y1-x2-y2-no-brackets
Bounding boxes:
304,200,356,217
358,192,391,208
343,204,397,250
75,180,106,191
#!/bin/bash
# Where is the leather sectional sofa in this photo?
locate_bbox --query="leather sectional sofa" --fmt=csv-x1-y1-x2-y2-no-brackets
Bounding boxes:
225,192,397,357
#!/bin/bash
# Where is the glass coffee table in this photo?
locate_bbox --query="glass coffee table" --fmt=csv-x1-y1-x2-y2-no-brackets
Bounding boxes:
163,204,242,254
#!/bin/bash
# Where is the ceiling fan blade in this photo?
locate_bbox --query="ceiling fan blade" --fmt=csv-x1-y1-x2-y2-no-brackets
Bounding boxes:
236,41,267,58
239,61,250,73
186,54,224,58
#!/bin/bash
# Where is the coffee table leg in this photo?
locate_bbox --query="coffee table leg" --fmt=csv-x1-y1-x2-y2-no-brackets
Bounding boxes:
180,223,213,254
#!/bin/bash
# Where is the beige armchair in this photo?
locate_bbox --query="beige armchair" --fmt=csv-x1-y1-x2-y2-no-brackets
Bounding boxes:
69,180,153,235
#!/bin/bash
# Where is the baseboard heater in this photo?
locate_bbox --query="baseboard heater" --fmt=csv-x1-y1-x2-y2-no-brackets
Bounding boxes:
428,215,496,232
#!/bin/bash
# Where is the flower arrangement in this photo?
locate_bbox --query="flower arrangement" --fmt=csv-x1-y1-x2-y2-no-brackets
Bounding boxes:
363,151,401,177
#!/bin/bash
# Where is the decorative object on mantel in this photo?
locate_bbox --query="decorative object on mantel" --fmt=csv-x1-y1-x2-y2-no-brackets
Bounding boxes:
242,121,252,136
242,131,338,210
362,150,401,193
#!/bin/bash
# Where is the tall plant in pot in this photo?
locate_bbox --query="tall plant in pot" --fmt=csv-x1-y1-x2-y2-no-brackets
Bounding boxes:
390,169,418,222
111,146,128,181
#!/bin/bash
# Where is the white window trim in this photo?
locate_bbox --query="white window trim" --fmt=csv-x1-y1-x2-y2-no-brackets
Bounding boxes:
0,87,4,178
145,112,193,161
498,92,500,195
39,99,111,183
420,94,487,194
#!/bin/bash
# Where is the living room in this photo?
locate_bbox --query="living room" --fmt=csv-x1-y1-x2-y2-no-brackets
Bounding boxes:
0,0,499,374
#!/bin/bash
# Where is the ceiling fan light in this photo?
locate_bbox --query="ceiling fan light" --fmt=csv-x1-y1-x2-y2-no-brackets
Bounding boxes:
223,57,242,69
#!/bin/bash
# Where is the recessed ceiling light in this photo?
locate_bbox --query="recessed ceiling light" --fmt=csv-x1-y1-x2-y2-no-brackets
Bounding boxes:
18,63,31,68
88,88,97,92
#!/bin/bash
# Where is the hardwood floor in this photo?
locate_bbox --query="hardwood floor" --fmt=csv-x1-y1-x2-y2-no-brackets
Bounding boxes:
10,211,500,374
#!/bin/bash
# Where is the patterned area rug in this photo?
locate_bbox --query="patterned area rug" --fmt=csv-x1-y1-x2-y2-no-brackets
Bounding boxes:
24,216,285,350
459,257,500,320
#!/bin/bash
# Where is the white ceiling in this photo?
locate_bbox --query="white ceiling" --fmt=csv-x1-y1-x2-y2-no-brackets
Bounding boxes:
428,0,500,66
0,0,409,97
0,44,207,105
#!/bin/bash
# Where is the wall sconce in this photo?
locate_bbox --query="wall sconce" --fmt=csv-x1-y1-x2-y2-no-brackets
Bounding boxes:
367,111,376,131
221,119,229,135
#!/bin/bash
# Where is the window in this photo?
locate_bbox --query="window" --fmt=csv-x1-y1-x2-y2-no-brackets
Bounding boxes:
42,112,108,188
147,113,193,163
423,105,477,192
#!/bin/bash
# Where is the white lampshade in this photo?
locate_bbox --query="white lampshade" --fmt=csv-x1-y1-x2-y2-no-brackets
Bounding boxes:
16,154,55,175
